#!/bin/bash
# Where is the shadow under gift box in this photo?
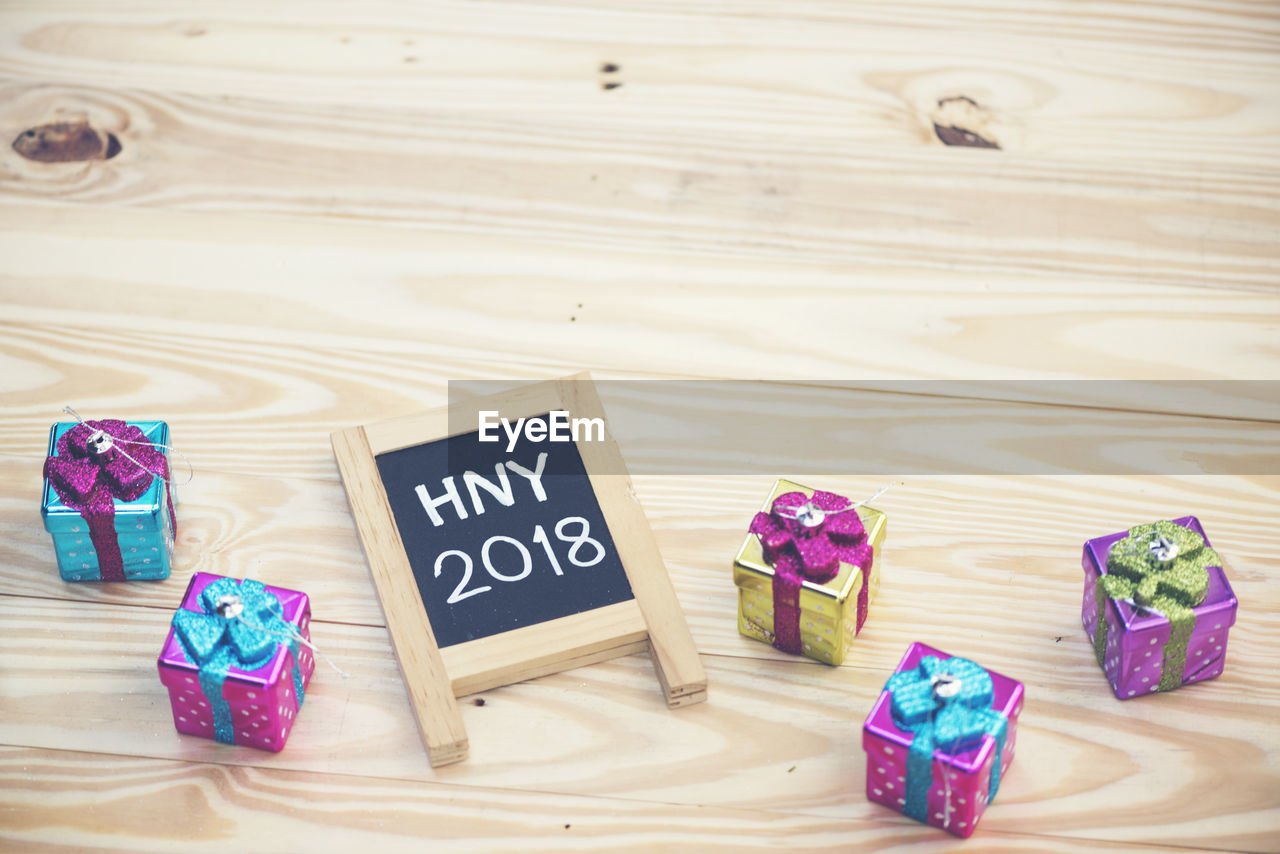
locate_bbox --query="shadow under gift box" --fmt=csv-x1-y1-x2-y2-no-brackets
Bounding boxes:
41,420,175,582
1081,516,1238,700
862,642,1024,838
733,479,886,665
158,572,316,752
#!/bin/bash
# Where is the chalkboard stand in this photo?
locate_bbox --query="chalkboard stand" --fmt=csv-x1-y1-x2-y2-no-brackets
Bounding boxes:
332,374,706,767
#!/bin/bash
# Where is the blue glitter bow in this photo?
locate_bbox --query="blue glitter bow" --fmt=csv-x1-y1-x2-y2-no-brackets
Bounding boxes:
886,655,1008,823
172,578,304,744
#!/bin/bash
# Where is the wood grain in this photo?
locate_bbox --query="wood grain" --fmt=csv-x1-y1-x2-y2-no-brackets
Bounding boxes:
1,0,1278,849
4,475,1280,847
1,748,1208,854
1,1,1277,164
1,213,1278,399
0,589,1277,851
4,463,1279,676
0,80,1277,297
0,323,1277,485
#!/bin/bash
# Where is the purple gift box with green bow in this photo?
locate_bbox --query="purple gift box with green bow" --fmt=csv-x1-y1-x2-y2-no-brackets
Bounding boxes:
862,642,1024,838
158,572,315,752
1082,517,1237,699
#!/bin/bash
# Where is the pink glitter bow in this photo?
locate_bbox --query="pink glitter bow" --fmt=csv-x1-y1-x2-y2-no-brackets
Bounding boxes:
749,490,873,656
44,420,174,582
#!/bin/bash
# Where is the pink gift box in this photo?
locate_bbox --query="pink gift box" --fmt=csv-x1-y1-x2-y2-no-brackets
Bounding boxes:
862,642,1024,838
1081,516,1237,700
158,572,315,752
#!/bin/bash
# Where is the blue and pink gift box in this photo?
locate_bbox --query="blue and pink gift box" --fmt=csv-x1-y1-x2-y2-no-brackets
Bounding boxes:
41,419,175,582
158,572,315,752
862,642,1024,838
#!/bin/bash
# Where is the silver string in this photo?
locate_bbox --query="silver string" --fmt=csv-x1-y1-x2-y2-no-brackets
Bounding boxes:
1117,597,1167,619
232,613,351,679
62,406,195,486
770,482,894,521
929,678,956,830
1112,527,1178,618
942,745,954,830
1114,526,1179,564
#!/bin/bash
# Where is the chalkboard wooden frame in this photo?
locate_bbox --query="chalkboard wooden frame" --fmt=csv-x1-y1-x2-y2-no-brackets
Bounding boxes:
331,373,706,767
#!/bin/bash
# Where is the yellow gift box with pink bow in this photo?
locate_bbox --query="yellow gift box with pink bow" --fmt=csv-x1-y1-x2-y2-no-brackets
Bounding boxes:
732,479,887,665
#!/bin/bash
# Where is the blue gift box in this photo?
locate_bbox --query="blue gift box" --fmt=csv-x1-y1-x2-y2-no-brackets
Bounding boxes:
41,420,175,582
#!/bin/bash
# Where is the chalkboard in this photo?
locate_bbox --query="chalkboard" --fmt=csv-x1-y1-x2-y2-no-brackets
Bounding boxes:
332,374,706,768
374,423,635,648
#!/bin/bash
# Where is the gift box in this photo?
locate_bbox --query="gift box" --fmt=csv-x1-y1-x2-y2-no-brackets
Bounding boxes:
862,642,1024,838
1082,517,1237,699
158,572,315,752
41,419,176,582
732,479,886,665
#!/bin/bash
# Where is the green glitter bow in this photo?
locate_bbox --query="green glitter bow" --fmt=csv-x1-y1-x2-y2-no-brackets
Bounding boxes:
1095,520,1220,691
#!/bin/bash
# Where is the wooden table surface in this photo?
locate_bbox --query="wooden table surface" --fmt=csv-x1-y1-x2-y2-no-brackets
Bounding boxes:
1,2,1278,851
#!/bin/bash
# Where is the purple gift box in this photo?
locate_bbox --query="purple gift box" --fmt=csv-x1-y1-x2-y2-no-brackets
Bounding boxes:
1081,516,1237,700
158,572,315,752
862,642,1024,838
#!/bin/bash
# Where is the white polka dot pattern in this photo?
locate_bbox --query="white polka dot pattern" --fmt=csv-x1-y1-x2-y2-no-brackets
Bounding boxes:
862,643,1024,839
158,579,314,753
1081,523,1237,700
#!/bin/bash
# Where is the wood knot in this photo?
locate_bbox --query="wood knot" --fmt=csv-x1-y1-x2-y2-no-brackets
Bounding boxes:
931,96,1000,150
599,61,623,91
12,120,121,163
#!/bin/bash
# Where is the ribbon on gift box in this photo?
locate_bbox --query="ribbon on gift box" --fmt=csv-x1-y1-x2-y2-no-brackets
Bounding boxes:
43,419,175,582
1095,520,1218,691
172,577,305,745
887,655,1009,825
748,490,873,655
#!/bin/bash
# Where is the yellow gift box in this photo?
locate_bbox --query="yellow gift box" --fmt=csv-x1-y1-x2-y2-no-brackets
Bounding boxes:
732,479,887,665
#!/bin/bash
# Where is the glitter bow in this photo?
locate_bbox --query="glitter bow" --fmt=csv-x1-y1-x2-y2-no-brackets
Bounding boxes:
43,420,174,582
172,578,304,745
748,490,874,656
887,655,1009,824
1095,520,1220,691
